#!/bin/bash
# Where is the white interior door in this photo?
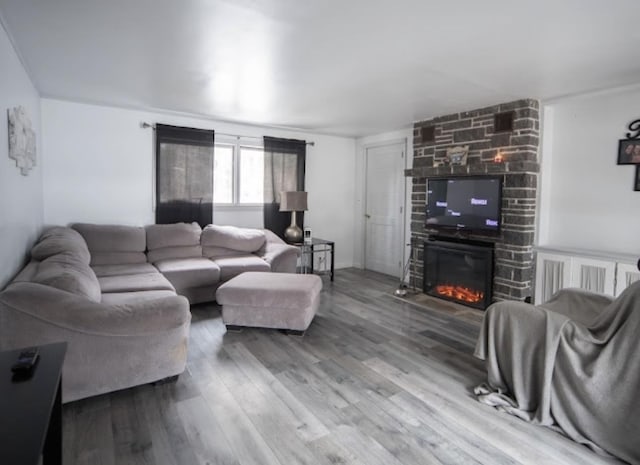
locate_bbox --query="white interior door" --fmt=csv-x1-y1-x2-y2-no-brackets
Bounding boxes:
364,142,405,277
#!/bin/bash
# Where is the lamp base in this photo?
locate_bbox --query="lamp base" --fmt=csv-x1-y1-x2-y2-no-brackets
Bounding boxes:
284,224,303,243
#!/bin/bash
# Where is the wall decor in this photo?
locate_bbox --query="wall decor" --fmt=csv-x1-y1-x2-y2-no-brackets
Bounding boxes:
635,166,640,192
7,106,37,176
625,118,640,139
617,139,640,165
446,145,469,166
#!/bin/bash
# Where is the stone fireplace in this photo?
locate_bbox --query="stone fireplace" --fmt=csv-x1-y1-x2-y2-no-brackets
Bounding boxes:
406,99,540,302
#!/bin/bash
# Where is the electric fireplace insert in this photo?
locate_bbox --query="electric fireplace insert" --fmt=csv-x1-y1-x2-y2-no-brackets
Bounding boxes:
423,237,494,310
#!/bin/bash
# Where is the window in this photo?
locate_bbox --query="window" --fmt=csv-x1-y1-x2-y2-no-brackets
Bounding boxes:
214,141,264,205
239,147,264,203
213,145,233,203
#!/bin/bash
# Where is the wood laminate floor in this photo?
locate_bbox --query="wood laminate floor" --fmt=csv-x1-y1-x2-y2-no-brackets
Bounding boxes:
63,268,624,465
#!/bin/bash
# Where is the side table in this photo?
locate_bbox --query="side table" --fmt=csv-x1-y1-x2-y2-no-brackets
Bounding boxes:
295,238,335,281
0,342,67,465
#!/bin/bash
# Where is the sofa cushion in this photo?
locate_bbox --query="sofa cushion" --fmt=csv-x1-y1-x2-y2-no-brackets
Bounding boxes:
100,290,178,305
91,263,158,278
202,246,246,259
31,227,91,264
98,272,175,293
201,225,266,253
12,261,40,283
146,223,203,263
147,245,203,263
146,222,201,249
32,253,101,302
213,255,270,281
73,223,147,265
90,252,148,266
154,258,221,290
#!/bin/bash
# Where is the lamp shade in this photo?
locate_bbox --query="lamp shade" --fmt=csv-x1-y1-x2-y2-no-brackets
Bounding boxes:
279,191,308,212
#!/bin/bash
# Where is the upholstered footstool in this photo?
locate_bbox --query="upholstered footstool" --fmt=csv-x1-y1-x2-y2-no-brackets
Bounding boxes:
216,272,322,335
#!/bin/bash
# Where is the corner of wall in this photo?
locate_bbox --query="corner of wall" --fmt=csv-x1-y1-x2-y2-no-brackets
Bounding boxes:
536,104,555,247
0,16,44,288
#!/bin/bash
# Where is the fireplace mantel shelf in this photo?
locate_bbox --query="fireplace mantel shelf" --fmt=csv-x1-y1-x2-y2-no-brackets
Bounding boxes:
405,161,539,178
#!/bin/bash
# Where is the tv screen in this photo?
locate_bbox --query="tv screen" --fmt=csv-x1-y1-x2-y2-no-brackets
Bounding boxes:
426,176,502,233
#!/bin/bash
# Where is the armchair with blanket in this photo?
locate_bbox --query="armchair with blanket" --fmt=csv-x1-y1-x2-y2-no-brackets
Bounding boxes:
474,277,640,464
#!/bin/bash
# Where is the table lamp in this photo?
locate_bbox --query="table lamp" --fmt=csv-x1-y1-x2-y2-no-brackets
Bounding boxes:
280,191,307,243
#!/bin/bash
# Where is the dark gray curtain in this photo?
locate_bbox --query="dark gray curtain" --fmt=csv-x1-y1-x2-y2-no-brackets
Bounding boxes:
156,124,214,227
263,136,306,239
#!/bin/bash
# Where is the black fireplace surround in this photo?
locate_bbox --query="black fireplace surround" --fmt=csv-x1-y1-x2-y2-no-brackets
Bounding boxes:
423,237,494,310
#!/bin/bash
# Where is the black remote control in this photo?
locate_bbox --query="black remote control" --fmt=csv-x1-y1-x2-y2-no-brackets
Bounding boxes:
11,347,40,374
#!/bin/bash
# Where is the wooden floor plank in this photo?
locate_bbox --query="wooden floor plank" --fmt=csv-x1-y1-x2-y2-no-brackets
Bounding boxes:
175,396,240,465
365,356,581,465
110,388,156,465
65,403,115,465
188,357,283,465
226,380,329,465
223,342,330,442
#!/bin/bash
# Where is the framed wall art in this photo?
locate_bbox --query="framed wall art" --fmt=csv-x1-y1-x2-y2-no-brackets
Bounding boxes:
7,106,37,176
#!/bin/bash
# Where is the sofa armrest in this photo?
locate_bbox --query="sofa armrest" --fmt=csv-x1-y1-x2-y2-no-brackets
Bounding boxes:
260,242,300,273
264,228,286,245
0,282,190,338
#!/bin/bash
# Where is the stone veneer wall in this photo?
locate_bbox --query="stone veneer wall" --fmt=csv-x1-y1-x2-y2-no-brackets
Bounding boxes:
407,99,540,301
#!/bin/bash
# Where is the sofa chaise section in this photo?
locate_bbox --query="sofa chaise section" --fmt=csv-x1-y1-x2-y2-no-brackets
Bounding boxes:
0,282,190,402
0,226,190,402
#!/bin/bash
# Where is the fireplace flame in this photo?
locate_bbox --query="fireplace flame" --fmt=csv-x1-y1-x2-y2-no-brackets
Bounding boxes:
435,284,484,304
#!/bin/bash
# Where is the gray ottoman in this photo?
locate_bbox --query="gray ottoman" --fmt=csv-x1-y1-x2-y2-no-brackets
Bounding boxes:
216,272,322,335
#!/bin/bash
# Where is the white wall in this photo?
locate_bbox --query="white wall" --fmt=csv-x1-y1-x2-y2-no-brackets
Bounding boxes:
0,21,42,288
41,98,357,268
354,127,413,272
538,86,640,256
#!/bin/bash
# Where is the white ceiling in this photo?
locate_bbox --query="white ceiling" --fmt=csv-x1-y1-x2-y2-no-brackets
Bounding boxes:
2,0,640,137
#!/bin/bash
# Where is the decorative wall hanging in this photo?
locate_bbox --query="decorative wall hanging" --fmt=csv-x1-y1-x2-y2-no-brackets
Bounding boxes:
625,119,640,139
617,139,640,165
617,119,640,191
7,106,37,176
446,145,469,166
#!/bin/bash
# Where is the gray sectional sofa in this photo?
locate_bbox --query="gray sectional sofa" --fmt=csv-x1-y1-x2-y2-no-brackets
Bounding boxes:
0,222,299,402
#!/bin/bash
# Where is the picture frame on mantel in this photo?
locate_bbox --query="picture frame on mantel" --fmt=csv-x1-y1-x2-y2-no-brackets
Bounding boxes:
617,139,640,165
446,145,469,166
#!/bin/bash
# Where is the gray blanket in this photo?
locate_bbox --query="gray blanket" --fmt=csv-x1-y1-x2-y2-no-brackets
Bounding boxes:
474,281,640,464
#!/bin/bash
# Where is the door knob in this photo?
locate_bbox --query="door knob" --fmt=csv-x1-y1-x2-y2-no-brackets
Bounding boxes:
365,214,371,219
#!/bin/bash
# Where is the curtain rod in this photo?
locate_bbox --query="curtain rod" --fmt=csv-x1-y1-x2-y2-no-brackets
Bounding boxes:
140,122,315,146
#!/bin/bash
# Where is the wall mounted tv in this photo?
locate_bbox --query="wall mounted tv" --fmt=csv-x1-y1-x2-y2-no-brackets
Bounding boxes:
425,176,503,234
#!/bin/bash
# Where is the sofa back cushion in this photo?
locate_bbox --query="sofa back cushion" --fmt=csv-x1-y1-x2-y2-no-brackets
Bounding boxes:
31,253,101,302
146,222,203,263
72,223,147,265
201,225,266,258
31,227,91,264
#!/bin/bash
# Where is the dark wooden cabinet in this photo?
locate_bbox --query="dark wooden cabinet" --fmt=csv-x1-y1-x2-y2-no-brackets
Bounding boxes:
0,342,67,465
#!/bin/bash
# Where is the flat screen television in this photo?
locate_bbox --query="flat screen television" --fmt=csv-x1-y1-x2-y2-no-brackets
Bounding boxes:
425,176,502,234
